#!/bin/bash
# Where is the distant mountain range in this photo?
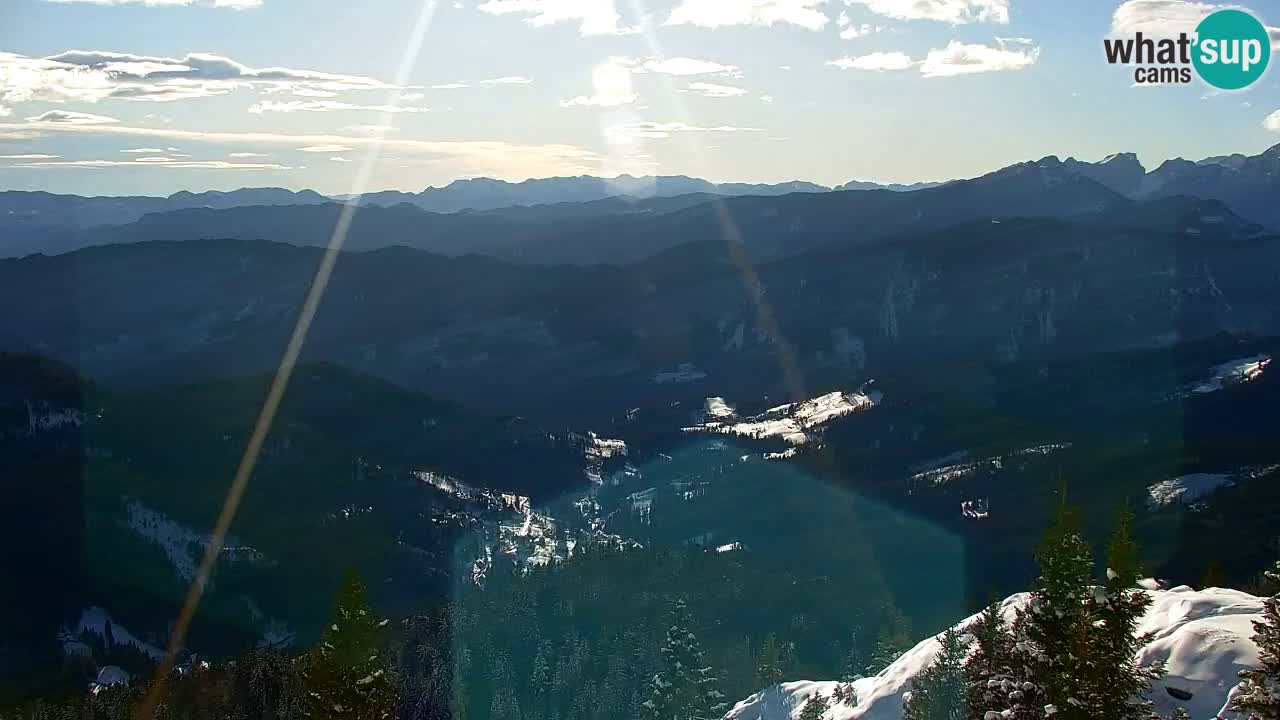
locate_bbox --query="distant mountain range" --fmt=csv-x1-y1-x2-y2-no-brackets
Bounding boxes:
349,175,839,212
2,143,1278,262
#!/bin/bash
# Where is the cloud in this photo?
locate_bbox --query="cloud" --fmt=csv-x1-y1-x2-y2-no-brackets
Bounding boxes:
1109,0,1215,35
2,119,602,178
839,23,882,38
561,59,638,107
477,0,637,35
0,49,404,109
25,110,118,124
297,144,352,152
920,40,1039,76
847,0,1008,23
635,57,742,77
121,147,165,152
0,154,60,159
480,76,533,84
760,94,775,102
342,124,397,134
666,0,830,30
560,92,637,107
229,151,269,157
826,51,915,70
1110,1,1279,48
329,156,351,162
249,100,428,113
1266,110,1280,131
11,158,291,169
42,0,260,7
683,82,749,97
604,121,762,140
431,82,469,89
836,11,882,37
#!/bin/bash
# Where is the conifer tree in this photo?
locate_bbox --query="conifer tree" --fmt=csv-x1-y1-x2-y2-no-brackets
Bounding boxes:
299,571,399,720
796,691,830,720
964,602,1016,720
1233,560,1280,719
1085,507,1162,720
641,599,728,720
1003,499,1094,720
902,627,969,720
754,634,788,689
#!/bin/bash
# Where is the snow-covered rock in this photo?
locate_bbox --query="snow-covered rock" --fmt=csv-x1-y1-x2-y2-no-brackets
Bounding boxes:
1147,473,1235,508
724,586,1264,720
684,390,880,446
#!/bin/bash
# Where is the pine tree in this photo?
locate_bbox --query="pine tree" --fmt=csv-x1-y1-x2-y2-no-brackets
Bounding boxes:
1233,560,1280,719
903,627,969,720
754,634,788,689
1085,507,1162,720
901,625,967,712
1003,499,1094,720
641,599,728,720
865,606,912,676
299,570,399,720
963,602,1016,720
796,691,830,720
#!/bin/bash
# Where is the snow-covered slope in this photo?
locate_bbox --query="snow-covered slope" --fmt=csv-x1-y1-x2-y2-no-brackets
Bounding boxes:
724,586,1264,720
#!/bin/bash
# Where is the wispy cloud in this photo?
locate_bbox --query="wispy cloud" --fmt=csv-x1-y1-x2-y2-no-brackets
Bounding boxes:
342,124,397,134
1265,110,1280,132
121,147,165,153
634,57,742,77
1,119,603,178
9,158,290,170
836,12,882,38
431,82,469,89
1110,0,1214,35
683,82,749,97
229,151,269,157
666,0,829,30
0,153,60,159
847,0,1008,24
480,75,533,84
605,121,762,140
826,51,915,71
827,40,1038,76
920,40,1039,77
0,49,404,110
42,0,260,7
477,0,638,35
297,144,352,152
249,100,428,113
25,110,119,125
329,156,352,162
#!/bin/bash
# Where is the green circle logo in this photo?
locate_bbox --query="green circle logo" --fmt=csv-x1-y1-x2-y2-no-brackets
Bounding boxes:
1192,9,1270,90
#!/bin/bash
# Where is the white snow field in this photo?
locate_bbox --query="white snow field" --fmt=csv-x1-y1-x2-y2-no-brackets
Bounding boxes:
724,586,1265,720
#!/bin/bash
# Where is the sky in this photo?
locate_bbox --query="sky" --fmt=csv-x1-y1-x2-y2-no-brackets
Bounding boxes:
1,0,1278,196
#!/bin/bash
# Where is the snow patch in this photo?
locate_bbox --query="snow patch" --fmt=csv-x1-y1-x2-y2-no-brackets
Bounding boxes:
685,390,880,446
1147,473,1235,508
62,606,163,660
125,499,270,582
725,587,1265,720
1185,355,1270,395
